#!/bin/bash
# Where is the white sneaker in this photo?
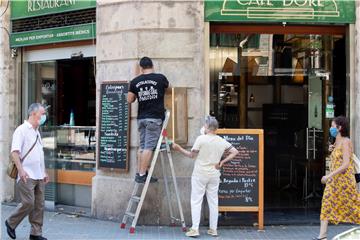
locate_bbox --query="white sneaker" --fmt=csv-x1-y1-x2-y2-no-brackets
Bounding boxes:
207,228,218,237
185,228,200,237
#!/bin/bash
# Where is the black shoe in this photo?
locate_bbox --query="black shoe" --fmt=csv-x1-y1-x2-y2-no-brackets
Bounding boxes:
149,176,158,183
135,174,146,183
135,173,158,183
5,220,16,239
29,235,47,240
146,171,158,183
135,173,140,181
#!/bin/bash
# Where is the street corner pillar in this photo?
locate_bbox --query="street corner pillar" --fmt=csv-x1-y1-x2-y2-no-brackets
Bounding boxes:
354,1,360,155
0,0,19,202
92,0,206,224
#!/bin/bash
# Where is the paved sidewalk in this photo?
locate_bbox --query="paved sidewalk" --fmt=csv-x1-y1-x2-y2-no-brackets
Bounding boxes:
1,205,357,239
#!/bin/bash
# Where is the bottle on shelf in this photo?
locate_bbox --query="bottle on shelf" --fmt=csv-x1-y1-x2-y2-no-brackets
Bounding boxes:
69,109,75,126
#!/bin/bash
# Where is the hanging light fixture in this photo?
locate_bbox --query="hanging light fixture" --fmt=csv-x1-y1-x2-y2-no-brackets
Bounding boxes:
249,93,255,103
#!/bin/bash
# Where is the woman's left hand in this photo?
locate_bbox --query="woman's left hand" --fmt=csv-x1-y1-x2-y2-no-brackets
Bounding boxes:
321,175,331,184
215,162,223,170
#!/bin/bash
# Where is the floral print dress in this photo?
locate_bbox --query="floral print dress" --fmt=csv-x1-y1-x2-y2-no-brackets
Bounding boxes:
320,142,360,224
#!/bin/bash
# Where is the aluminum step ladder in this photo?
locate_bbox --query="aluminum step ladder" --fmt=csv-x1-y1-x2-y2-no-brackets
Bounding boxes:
120,111,186,234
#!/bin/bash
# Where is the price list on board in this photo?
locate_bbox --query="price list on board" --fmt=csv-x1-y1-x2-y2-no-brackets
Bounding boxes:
98,82,129,170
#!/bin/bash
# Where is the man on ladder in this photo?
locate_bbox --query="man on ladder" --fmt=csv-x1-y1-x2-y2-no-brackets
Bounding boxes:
124,57,185,233
127,56,169,183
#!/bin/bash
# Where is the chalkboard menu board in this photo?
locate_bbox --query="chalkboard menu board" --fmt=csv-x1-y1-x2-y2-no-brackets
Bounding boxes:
98,82,130,171
217,129,264,229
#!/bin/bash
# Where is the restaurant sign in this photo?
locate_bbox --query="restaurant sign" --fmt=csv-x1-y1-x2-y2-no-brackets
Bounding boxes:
10,23,96,47
205,0,355,23
11,0,96,20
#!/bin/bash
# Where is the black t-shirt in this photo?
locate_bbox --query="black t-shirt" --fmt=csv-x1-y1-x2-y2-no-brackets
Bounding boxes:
129,73,169,120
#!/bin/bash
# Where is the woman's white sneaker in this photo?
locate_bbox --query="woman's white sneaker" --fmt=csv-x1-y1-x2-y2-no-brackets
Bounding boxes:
207,229,218,237
185,228,200,237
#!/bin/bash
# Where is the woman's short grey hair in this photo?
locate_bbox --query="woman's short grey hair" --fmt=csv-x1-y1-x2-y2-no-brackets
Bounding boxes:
205,115,219,131
28,103,44,117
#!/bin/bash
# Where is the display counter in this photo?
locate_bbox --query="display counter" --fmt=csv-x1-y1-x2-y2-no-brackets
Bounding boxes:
43,126,96,186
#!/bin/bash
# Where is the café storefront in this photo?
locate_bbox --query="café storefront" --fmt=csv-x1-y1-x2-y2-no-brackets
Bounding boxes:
205,0,355,214
2,0,359,226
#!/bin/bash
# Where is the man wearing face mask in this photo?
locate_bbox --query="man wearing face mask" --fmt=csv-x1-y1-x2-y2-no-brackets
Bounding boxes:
5,103,49,240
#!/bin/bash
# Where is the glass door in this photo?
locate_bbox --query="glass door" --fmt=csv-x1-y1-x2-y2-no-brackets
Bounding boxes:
28,61,57,208
305,74,324,201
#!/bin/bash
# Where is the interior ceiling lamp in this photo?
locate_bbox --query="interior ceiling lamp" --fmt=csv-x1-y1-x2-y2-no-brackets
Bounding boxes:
71,51,84,59
293,59,304,84
249,93,255,103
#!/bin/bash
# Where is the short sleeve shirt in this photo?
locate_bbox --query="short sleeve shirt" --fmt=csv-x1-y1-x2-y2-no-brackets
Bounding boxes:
191,134,233,177
11,121,45,181
129,73,169,120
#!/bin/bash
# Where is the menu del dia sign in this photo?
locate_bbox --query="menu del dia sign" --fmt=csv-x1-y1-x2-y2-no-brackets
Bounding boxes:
205,0,355,23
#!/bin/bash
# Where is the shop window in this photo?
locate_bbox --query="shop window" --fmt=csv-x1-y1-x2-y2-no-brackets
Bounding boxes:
209,32,345,129
209,29,347,212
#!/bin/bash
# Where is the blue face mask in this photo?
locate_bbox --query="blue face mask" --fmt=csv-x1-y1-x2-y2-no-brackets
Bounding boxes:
329,127,338,138
39,115,47,126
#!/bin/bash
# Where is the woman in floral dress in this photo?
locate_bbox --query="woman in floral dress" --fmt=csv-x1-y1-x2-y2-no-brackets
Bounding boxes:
314,116,360,240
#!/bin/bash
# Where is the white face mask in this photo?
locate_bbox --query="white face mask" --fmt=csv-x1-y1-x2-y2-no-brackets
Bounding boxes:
200,126,206,135
39,115,47,126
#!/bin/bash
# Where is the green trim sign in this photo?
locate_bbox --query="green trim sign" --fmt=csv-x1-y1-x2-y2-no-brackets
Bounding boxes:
10,23,96,47
205,0,355,23
11,0,96,20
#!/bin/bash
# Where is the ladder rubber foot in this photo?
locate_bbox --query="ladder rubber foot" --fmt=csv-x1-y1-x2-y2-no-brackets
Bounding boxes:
129,227,136,234
182,227,187,232
120,223,126,229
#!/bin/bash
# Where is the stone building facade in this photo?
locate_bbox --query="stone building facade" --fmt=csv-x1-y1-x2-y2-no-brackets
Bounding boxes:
0,0,22,203
1,0,360,225
93,0,205,224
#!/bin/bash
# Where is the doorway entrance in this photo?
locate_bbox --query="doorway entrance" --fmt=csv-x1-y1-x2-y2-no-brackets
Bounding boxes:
209,24,347,221
27,57,96,210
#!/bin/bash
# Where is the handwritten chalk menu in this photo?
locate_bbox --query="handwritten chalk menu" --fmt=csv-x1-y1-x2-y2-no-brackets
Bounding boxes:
219,134,259,206
216,129,264,230
98,82,130,170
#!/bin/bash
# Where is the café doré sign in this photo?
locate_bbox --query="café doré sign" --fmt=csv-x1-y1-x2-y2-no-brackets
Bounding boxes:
205,0,355,23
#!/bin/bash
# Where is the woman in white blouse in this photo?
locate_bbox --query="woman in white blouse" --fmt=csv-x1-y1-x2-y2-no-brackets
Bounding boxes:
173,116,238,237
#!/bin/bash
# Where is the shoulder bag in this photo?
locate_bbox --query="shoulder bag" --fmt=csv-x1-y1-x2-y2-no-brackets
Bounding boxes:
7,135,39,179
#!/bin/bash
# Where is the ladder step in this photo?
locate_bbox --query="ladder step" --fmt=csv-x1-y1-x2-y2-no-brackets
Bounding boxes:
125,211,135,218
131,196,141,202
171,217,181,222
